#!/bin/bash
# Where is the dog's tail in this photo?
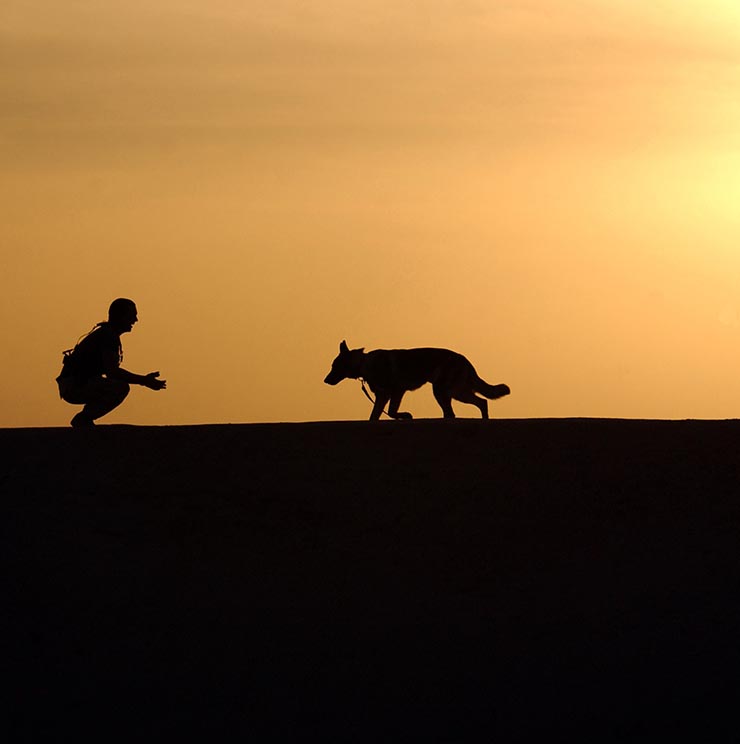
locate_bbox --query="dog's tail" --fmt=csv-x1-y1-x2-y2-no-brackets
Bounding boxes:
474,377,511,400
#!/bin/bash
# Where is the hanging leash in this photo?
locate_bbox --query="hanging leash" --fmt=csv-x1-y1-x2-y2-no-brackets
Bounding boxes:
360,378,391,418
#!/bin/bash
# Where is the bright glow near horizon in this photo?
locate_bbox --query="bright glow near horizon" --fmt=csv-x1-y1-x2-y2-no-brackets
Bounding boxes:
3,0,740,426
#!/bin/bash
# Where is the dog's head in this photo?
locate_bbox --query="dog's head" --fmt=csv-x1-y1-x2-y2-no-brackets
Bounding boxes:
324,340,364,385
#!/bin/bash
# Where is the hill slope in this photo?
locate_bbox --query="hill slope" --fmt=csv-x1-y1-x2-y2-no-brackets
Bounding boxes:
4,419,740,740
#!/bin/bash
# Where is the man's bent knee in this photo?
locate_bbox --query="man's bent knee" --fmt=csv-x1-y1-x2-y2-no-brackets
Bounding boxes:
111,380,130,403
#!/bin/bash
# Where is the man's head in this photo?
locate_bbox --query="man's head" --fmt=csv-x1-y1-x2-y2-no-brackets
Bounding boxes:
108,298,138,333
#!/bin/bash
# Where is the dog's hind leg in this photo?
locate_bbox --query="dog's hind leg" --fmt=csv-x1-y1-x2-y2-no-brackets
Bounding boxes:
454,390,489,419
432,385,456,419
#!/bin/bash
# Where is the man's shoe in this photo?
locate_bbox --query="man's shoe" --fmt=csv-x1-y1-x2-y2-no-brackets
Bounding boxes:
70,412,95,428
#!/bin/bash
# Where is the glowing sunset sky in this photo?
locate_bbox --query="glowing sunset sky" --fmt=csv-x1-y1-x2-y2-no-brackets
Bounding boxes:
3,0,740,426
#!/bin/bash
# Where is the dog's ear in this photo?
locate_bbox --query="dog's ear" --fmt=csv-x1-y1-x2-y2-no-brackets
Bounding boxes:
340,340,349,354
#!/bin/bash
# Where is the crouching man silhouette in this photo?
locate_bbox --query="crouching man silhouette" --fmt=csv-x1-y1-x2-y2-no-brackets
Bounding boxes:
57,298,166,427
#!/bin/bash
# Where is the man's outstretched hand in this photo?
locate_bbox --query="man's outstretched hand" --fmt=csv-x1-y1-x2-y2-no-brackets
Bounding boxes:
143,372,167,391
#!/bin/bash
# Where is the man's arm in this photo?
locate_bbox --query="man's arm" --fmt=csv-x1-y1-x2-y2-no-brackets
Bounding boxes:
101,343,166,390
108,367,167,390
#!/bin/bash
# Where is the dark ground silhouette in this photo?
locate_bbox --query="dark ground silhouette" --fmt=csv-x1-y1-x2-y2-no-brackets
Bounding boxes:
4,419,740,740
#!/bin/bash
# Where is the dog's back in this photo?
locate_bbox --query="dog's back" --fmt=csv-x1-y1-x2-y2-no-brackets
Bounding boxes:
362,347,470,392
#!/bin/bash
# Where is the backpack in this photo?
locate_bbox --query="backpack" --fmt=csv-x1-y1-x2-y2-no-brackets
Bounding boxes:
56,323,121,381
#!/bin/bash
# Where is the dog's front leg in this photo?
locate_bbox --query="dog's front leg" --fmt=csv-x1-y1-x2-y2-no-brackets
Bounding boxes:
388,392,412,420
370,392,390,421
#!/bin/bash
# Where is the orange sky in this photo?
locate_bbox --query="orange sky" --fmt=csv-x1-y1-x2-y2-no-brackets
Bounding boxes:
3,0,740,426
